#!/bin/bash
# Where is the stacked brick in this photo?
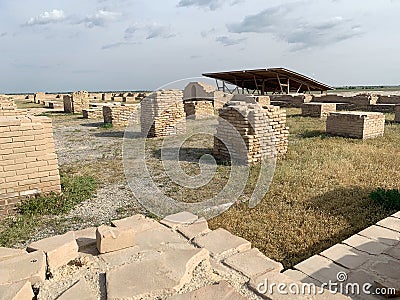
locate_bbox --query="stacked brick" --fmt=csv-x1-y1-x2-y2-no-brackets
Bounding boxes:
184,100,214,119
83,106,104,119
103,104,140,126
213,97,289,165
377,95,400,104
395,105,400,123
63,91,90,113
302,103,336,118
34,92,46,104
0,116,61,217
270,94,312,108
312,94,378,106
326,111,385,139
0,98,27,117
140,90,186,137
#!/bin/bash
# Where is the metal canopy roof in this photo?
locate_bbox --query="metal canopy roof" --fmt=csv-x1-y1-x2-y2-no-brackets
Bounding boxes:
202,68,333,94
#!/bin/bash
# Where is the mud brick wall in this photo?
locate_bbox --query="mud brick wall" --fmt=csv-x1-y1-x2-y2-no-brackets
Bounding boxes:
184,100,214,119
377,95,400,104
34,92,46,104
313,94,378,106
103,104,139,126
0,116,61,217
140,90,186,137
83,107,104,119
0,98,27,117
302,103,336,118
326,111,385,139
270,94,312,108
214,98,288,164
395,105,400,123
64,92,90,113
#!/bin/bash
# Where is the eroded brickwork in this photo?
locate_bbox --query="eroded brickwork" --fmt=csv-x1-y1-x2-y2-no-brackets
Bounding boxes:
0,116,61,217
184,100,214,119
395,105,400,123
302,103,336,118
63,91,90,113
103,104,139,126
326,111,385,139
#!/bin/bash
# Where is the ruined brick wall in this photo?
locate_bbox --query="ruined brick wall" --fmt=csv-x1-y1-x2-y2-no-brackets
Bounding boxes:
213,97,288,164
0,98,27,117
302,103,336,118
395,105,400,123
34,92,46,104
270,94,312,108
312,94,378,106
83,106,104,119
0,116,61,217
377,95,400,104
64,92,89,113
326,112,385,139
184,100,214,119
140,90,186,137
103,104,139,126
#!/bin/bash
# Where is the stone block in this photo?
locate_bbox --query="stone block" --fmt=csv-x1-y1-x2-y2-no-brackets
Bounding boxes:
177,217,210,240
0,281,34,300
0,251,46,285
0,247,26,262
193,228,251,259
377,217,400,233
161,211,199,229
111,214,162,232
106,247,209,299
342,234,390,255
358,225,400,246
320,244,370,270
96,225,135,254
168,281,247,300
224,248,283,279
27,231,78,272
74,227,97,250
57,279,96,300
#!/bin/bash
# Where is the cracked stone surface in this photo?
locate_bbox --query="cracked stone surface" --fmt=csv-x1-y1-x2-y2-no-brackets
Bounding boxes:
106,248,209,299
319,244,370,270
0,247,26,262
342,234,390,255
0,280,34,300
96,225,135,254
111,214,162,232
27,231,79,273
177,217,210,240
57,279,97,300
161,211,199,229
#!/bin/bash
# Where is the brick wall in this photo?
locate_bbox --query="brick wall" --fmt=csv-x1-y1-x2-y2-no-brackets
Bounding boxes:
0,116,61,217
214,96,289,164
184,100,214,119
377,95,400,104
0,98,27,117
270,94,312,108
103,104,139,126
64,91,90,113
140,90,186,138
302,103,336,118
395,105,400,123
312,94,378,106
326,111,385,139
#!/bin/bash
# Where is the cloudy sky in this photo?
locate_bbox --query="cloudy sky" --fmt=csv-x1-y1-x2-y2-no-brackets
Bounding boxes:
1,0,399,93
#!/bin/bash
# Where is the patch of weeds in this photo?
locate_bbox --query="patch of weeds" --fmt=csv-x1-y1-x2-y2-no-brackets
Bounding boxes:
99,123,113,129
370,188,400,210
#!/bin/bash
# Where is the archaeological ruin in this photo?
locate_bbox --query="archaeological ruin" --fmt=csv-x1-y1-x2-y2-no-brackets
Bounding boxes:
302,102,337,118
63,91,90,114
140,90,186,137
103,103,140,126
0,116,61,217
395,105,400,123
326,111,385,139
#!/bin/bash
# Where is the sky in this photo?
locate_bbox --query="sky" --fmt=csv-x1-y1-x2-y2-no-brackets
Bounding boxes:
0,0,399,93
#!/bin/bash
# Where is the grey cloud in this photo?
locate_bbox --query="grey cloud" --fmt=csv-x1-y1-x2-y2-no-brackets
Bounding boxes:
0,32,7,37
215,35,246,46
228,3,363,49
102,41,137,50
25,9,66,26
124,25,140,39
82,10,121,28
177,0,239,10
146,24,176,39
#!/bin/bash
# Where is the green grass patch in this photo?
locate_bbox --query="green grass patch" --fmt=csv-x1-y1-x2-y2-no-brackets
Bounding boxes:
0,175,97,247
370,188,400,210
99,123,113,129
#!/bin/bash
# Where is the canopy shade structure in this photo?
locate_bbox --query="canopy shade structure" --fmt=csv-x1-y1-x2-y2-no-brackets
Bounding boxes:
202,68,333,94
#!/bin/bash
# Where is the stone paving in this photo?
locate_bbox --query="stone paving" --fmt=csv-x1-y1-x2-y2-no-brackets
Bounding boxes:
0,211,398,299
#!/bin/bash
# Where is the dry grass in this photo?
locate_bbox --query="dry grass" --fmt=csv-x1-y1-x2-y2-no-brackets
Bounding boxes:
209,108,400,268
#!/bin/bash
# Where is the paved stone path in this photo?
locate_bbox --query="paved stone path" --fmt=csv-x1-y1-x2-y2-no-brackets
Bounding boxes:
0,211,398,299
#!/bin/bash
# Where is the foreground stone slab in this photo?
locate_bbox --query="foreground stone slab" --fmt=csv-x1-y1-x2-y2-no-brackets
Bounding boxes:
0,251,46,285
0,281,34,300
169,281,247,300
57,279,96,300
0,247,26,262
27,231,78,272
134,226,189,252
161,212,199,229
249,272,350,299
320,244,370,270
193,228,251,259
111,214,162,232
358,225,400,246
294,255,348,284
96,225,135,254
177,217,210,240
224,248,283,280
384,243,400,260
342,234,390,255
74,227,97,250
377,217,400,233
106,248,209,299
392,211,400,219
282,269,322,285
100,246,140,267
